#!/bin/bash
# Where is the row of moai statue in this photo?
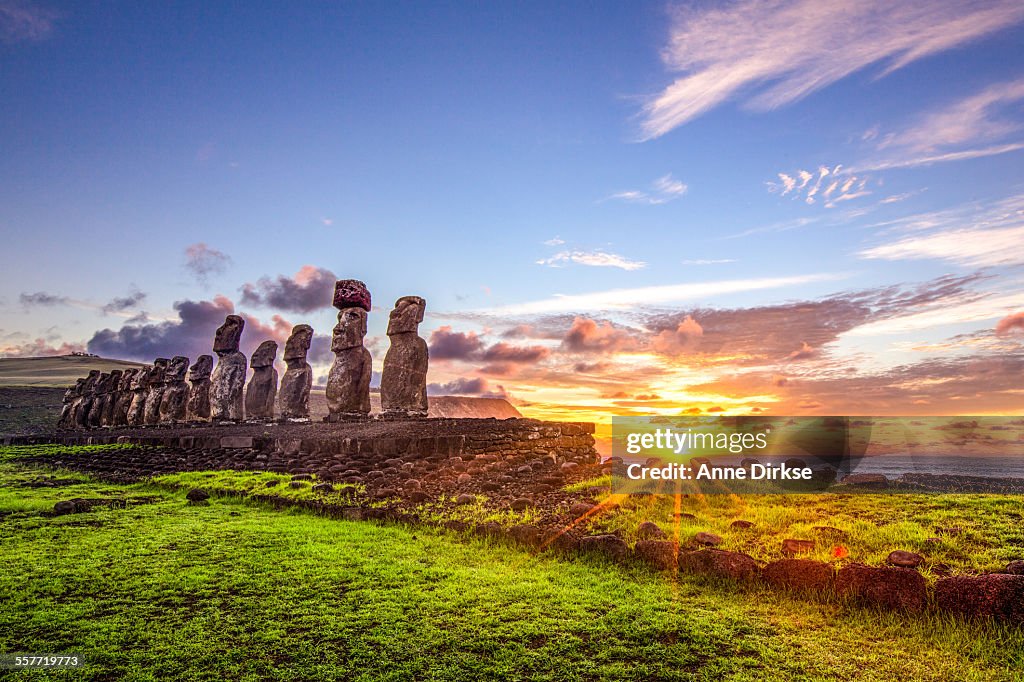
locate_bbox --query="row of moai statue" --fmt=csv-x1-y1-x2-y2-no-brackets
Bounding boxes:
57,279,429,429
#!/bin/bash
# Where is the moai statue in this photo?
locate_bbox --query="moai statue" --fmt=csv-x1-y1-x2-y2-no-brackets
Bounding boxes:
210,315,247,421
75,370,100,429
126,366,151,427
111,368,137,427
100,369,123,426
380,296,429,419
143,359,169,426
159,356,190,424
87,372,112,428
245,340,278,421
186,355,213,422
279,324,313,421
326,280,372,421
58,379,82,429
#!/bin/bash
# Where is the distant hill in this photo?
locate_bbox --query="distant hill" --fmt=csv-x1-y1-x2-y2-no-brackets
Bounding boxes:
0,356,147,388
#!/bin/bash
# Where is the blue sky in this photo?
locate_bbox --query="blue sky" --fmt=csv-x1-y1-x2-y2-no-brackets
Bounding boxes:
2,0,1023,420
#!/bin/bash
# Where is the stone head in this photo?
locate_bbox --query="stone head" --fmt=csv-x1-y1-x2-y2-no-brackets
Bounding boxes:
387,296,426,335
188,355,213,381
120,368,137,391
83,370,101,393
250,340,278,368
94,373,111,394
332,307,368,351
73,377,86,396
213,314,245,354
284,324,314,362
166,356,189,381
333,279,371,312
107,370,123,391
131,366,151,390
149,358,169,384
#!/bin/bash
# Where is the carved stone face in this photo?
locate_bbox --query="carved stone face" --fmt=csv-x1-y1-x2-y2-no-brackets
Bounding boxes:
213,315,245,353
120,369,137,391
284,324,314,361
149,358,169,384
188,355,213,381
332,308,367,351
73,378,86,396
106,370,123,392
131,367,151,390
387,296,426,335
83,370,101,394
250,340,278,368
166,356,189,381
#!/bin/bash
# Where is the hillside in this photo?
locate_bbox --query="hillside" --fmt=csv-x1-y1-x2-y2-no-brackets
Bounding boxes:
0,356,146,388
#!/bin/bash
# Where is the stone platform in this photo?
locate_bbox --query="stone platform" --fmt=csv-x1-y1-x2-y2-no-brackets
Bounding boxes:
3,418,598,482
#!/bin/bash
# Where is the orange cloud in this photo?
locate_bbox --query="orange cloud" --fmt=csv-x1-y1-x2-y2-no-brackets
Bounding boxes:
996,312,1024,335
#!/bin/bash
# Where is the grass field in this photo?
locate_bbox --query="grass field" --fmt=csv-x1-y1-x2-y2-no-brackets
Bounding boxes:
2,450,1024,680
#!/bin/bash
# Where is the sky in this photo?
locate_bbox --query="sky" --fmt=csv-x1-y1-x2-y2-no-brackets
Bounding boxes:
2,0,1024,429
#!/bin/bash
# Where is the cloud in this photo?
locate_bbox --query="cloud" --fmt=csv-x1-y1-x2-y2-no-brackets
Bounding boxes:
858,192,1024,267
0,338,85,358
19,291,69,308
543,237,565,246
996,312,1024,336
239,265,336,313
428,326,484,360
650,315,703,355
481,342,550,364
86,295,297,363
426,377,510,399
563,317,641,354
878,78,1024,154
537,250,646,271
861,226,1024,267
0,0,59,43
787,341,819,361
608,173,688,204
768,164,871,207
483,273,843,315
184,243,232,285
640,0,1024,138
853,143,1024,172
101,290,146,315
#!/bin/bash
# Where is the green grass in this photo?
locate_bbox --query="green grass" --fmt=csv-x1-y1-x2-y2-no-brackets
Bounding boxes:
152,469,365,505
573,475,1024,577
1,455,1024,680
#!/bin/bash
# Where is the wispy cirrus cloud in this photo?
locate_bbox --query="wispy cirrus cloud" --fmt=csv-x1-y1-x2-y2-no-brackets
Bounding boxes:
768,164,871,207
640,0,1024,139
607,173,687,204
481,273,844,316
536,250,647,271
880,78,1024,154
0,0,59,44
858,192,1024,267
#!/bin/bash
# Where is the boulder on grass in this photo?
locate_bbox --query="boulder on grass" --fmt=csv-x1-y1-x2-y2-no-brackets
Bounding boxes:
679,549,759,581
634,540,679,570
835,563,926,612
580,534,630,562
763,559,834,592
934,574,1024,623
185,488,210,503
